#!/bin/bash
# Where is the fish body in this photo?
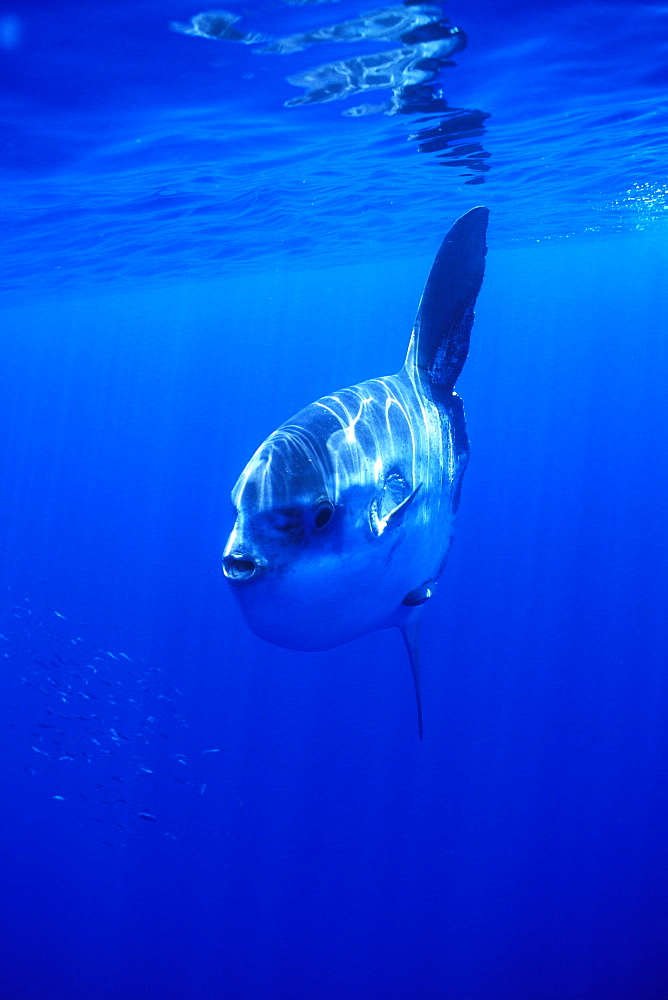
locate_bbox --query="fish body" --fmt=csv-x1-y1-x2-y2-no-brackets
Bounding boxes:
223,208,489,733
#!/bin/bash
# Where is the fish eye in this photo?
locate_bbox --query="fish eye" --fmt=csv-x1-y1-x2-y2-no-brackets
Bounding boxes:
313,500,334,530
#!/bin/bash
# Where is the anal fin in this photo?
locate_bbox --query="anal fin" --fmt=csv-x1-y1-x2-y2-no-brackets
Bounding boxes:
399,615,423,740
402,581,436,607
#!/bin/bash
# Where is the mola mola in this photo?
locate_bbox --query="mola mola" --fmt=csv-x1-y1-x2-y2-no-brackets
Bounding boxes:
223,207,489,736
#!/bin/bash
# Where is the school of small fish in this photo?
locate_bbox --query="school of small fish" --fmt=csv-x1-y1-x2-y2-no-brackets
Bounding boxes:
2,586,229,850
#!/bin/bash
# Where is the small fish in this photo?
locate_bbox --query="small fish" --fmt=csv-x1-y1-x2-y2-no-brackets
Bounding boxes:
202,748,225,754
52,795,65,801
54,611,66,620
138,812,157,822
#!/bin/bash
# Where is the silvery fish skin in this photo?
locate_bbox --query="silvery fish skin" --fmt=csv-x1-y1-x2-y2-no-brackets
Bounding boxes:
223,208,489,734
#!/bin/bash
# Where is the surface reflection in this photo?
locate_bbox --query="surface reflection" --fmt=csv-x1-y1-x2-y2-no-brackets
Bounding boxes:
257,5,462,55
172,2,490,181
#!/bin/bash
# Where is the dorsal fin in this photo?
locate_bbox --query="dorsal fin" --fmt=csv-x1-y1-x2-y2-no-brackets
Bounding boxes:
405,207,489,392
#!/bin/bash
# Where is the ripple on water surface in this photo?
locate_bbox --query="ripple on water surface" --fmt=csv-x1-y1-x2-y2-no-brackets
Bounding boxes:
2,0,668,298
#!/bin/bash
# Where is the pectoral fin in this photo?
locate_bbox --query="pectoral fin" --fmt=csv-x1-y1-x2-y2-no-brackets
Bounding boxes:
370,484,422,537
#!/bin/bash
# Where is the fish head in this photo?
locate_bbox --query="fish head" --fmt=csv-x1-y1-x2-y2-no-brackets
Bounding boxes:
223,394,425,650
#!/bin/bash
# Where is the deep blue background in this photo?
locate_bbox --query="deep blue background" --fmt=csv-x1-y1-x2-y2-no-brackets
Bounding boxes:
2,230,668,998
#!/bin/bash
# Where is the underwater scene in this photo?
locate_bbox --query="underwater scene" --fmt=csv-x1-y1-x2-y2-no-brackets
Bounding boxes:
2,0,668,997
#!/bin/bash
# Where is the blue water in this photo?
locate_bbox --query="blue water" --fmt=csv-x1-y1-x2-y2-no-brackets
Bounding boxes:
2,1,668,998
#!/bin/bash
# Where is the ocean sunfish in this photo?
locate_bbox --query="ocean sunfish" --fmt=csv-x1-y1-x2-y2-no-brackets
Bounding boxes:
223,207,489,736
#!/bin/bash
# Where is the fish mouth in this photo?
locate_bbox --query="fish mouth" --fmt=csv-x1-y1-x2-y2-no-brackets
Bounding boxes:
222,552,266,583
